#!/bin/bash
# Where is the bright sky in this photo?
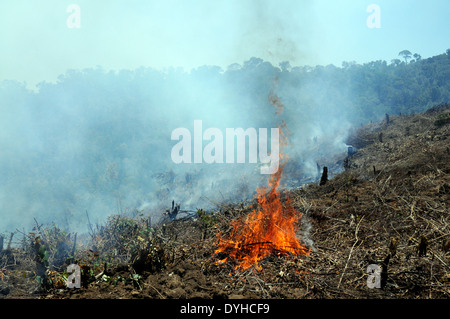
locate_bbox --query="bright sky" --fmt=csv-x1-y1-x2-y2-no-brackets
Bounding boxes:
0,0,448,88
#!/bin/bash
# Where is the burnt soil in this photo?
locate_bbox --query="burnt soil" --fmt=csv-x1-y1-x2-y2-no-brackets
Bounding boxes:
1,104,449,299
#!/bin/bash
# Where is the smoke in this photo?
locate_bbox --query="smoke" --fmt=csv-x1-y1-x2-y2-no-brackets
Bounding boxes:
0,1,356,235
231,0,315,67
0,62,355,234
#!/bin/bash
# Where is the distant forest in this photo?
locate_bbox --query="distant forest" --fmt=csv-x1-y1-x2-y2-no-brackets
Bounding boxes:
0,49,449,231
3,49,450,122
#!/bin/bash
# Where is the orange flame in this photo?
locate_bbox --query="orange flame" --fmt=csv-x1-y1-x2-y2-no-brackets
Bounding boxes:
215,114,310,271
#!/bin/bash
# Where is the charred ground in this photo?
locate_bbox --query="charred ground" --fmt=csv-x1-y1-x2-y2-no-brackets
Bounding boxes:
1,104,449,299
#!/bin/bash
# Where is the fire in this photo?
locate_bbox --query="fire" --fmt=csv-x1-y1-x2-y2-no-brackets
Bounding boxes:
215,117,310,271
215,167,310,271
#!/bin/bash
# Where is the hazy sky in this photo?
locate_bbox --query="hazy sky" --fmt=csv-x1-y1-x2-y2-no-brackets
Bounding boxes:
0,0,449,88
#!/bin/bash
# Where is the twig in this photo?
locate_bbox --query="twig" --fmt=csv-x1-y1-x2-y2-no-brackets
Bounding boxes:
33,218,42,231
337,218,363,289
94,263,107,280
145,282,165,299
86,210,94,237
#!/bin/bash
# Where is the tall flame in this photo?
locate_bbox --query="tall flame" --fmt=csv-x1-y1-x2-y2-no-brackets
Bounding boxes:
215,90,310,271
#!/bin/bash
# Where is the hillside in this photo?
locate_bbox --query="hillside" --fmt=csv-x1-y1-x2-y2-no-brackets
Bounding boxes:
1,103,449,300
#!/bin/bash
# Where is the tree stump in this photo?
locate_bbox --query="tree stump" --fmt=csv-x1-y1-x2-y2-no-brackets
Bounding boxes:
319,167,328,186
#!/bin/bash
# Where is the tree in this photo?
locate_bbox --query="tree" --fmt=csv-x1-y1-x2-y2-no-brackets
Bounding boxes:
413,53,421,61
279,61,291,72
243,57,263,69
342,61,356,69
391,59,401,67
227,63,241,71
399,50,412,64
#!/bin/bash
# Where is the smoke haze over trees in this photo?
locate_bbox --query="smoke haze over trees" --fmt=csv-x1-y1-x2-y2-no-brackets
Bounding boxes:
1,50,449,232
